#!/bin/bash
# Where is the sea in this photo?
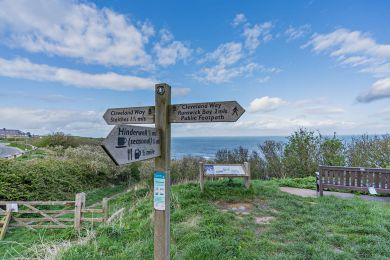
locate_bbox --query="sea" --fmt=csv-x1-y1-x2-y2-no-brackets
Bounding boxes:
171,135,359,160
172,136,287,160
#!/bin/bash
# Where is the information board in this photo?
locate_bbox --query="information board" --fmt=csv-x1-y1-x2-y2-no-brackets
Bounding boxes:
204,164,246,175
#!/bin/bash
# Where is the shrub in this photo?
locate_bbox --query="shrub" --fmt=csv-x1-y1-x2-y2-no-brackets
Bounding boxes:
259,140,286,179
215,146,248,164
320,136,345,166
283,128,321,178
346,134,390,167
0,145,139,201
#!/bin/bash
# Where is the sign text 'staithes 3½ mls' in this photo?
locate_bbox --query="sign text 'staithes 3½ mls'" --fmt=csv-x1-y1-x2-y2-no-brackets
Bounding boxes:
103,106,155,125
101,125,160,165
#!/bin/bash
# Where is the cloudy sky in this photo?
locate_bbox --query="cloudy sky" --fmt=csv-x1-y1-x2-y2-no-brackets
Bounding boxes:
0,0,389,137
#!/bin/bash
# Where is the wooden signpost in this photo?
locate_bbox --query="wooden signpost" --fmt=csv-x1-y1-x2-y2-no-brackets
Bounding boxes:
102,83,245,260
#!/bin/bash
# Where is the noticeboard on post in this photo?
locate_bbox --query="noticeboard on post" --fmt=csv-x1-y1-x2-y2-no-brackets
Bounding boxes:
204,164,246,175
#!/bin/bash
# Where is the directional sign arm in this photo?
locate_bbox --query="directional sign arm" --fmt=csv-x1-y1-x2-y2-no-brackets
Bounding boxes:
102,125,161,165
103,106,155,125
169,101,245,123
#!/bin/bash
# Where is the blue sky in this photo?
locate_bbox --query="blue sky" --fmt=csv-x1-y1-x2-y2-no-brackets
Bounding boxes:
0,0,390,137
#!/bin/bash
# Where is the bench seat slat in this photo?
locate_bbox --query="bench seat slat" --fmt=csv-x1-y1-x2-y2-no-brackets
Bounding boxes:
319,166,390,196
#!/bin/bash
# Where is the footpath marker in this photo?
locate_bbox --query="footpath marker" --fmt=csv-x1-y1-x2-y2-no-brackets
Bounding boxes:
101,125,160,165
169,101,244,123
102,83,245,260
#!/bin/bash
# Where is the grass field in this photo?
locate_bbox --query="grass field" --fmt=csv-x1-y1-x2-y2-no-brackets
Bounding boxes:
1,178,390,259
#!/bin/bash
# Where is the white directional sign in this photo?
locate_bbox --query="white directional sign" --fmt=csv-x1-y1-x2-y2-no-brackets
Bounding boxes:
102,125,160,165
169,101,245,123
103,106,155,125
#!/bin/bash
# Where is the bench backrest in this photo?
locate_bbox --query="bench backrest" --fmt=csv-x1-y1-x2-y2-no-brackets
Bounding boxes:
319,165,390,193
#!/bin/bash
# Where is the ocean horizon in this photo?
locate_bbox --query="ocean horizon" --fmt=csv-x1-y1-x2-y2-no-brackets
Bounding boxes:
171,135,361,159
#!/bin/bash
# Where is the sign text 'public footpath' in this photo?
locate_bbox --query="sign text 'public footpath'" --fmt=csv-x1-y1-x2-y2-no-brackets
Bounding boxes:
101,125,160,165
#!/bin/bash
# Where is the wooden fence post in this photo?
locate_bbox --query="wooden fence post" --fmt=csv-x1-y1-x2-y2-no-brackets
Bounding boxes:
102,198,109,223
74,192,86,232
244,162,251,189
199,162,204,192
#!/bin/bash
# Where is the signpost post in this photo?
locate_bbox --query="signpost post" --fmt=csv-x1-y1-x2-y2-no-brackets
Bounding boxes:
101,83,245,260
154,83,171,260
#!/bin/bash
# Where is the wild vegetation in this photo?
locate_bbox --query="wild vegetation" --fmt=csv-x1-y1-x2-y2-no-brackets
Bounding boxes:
0,145,138,201
2,128,388,201
215,129,390,179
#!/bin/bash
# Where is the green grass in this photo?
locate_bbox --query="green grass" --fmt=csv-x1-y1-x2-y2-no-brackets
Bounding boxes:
57,179,390,259
1,179,390,259
7,142,33,151
270,176,317,190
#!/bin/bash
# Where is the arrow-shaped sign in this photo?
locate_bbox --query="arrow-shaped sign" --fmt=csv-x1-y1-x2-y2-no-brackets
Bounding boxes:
103,101,245,125
169,101,245,123
103,106,155,125
102,125,160,165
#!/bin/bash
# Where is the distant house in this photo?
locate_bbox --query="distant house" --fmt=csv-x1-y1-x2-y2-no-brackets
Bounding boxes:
0,128,30,138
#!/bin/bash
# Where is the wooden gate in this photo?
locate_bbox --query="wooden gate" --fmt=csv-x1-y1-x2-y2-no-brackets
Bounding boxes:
0,192,109,239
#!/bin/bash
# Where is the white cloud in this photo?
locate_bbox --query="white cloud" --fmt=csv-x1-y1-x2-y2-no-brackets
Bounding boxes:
153,38,191,66
248,96,287,112
0,57,156,91
307,29,390,57
0,0,154,68
305,28,390,102
303,107,345,115
172,87,191,97
285,24,311,41
243,22,272,51
257,76,271,83
357,77,390,102
199,42,243,66
0,107,109,136
232,13,246,27
195,63,279,84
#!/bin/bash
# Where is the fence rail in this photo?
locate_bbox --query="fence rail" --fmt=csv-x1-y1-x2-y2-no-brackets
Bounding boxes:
0,192,110,240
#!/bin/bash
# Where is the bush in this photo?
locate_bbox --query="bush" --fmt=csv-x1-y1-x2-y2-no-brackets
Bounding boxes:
33,132,100,148
320,136,345,166
259,140,286,179
0,145,139,201
346,134,390,167
283,128,321,178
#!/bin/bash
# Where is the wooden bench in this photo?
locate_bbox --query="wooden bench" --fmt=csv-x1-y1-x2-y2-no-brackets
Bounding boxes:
199,162,251,192
317,165,390,196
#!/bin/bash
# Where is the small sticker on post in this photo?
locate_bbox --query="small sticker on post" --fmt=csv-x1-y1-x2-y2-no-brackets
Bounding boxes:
154,171,166,210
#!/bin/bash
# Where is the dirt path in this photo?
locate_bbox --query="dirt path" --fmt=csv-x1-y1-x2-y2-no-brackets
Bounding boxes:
280,187,390,203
